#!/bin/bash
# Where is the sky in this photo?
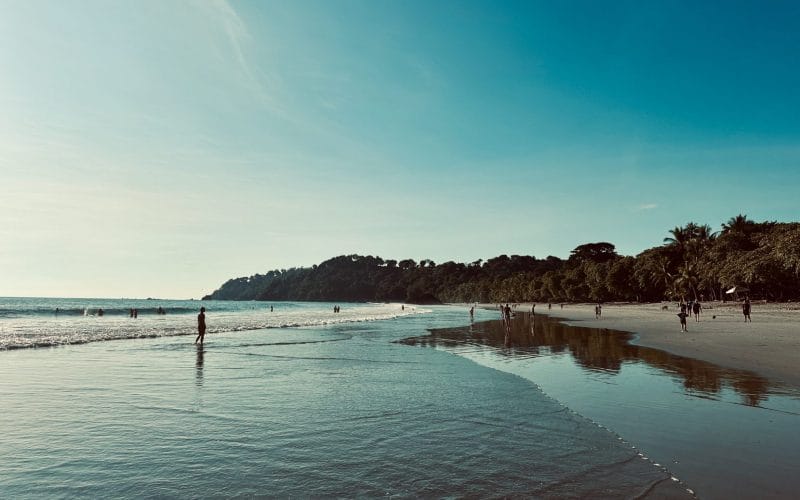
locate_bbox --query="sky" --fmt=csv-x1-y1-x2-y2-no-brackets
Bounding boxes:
2,0,799,299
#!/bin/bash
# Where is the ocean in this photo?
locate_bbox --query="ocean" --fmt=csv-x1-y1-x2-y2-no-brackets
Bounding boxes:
0,298,689,497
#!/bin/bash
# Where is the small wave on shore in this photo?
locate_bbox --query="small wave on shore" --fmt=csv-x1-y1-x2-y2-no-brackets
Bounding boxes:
0,298,425,350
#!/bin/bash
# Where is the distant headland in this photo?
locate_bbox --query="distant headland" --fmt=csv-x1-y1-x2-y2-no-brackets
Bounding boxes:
203,215,800,304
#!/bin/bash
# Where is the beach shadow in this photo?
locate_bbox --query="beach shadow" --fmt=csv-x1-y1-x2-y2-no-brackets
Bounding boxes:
401,313,785,407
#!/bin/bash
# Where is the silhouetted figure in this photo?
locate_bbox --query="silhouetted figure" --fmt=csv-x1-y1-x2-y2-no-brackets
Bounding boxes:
742,298,751,322
270,305,273,312
595,304,602,319
677,312,689,332
560,303,563,309
548,303,552,310
55,307,60,315
130,308,134,318
680,301,687,315
469,306,474,321
401,305,405,311
195,307,207,344
693,301,702,322
531,303,536,314
98,308,104,317
133,308,138,319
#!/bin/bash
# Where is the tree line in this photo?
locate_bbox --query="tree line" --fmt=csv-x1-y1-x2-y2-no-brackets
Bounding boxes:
203,215,800,303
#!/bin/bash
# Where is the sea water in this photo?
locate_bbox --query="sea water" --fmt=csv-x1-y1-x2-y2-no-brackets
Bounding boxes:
0,301,689,497
405,311,800,499
0,297,420,349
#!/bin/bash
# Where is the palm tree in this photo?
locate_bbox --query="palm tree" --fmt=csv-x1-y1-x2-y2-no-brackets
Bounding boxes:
695,224,718,242
664,225,691,249
722,214,754,234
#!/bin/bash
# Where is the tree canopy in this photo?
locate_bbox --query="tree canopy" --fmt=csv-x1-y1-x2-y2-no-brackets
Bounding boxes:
204,217,800,303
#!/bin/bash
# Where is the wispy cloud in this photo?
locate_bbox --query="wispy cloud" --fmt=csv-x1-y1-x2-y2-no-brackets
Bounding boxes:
636,203,658,211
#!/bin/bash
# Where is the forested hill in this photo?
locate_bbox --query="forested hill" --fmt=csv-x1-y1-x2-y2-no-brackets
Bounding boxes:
203,216,800,303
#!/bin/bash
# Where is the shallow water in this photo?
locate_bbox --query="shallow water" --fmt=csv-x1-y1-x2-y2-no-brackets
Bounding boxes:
0,305,688,497
402,311,800,499
0,297,420,349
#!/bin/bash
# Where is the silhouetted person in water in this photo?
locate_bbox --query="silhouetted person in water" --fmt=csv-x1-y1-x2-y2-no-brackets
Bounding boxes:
195,307,207,344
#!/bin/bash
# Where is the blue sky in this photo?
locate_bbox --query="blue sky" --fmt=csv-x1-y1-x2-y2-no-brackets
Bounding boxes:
1,0,799,298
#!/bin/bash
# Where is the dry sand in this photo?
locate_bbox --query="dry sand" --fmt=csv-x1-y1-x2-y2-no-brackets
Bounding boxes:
519,301,800,388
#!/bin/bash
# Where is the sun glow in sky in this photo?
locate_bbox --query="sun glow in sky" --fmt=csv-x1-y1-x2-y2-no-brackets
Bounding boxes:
2,0,799,298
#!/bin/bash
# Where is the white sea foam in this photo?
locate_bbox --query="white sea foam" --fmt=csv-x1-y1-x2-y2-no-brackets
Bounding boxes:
0,298,427,349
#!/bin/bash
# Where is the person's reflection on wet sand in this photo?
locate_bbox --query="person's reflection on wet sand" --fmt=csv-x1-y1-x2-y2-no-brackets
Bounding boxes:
195,345,204,386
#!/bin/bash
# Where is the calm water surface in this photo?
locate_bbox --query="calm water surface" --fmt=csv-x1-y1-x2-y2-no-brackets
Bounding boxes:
402,311,800,499
0,305,689,497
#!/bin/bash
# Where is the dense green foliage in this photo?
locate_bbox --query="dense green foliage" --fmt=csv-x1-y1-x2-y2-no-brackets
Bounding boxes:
204,216,800,303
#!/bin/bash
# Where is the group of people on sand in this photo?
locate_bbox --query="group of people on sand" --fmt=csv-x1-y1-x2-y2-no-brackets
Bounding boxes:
676,300,703,332
675,297,751,332
333,305,341,313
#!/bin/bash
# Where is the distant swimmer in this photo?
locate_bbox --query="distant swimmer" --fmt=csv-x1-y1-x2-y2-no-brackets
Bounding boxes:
98,308,104,317
195,307,207,344
469,306,474,320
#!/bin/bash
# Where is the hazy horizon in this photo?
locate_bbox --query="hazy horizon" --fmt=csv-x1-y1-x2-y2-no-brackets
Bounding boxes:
3,1,799,298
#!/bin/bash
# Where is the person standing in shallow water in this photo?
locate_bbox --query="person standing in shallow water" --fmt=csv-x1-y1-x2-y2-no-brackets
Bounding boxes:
195,307,207,344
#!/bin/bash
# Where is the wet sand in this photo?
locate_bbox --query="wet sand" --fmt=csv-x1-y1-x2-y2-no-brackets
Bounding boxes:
409,313,800,499
512,302,800,388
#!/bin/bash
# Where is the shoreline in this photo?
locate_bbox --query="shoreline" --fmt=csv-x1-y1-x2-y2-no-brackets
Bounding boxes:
492,302,800,388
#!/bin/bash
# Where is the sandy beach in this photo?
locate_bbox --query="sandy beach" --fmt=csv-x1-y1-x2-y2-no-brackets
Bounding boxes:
518,302,800,388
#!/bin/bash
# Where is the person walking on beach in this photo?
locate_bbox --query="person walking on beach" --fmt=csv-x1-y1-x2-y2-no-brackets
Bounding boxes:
595,303,602,319
195,307,207,344
692,300,702,322
677,311,689,332
742,298,752,322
